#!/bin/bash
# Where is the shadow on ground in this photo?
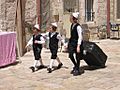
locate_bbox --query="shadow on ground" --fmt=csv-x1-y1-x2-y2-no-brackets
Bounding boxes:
0,61,20,69
81,65,107,71
110,37,120,40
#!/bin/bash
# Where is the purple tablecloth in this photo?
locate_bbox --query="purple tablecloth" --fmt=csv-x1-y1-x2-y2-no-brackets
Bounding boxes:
0,32,16,67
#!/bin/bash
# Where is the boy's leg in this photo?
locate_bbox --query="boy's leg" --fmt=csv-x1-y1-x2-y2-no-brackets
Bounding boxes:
30,60,38,72
69,52,77,74
30,49,39,72
38,49,44,66
50,48,57,67
73,53,83,76
68,44,77,71
36,58,47,69
33,60,39,67
51,49,63,69
56,57,61,64
36,48,46,69
49,59,55,68
39,58,44,65
47,59,55,73
73,44,84,76
76,53,81,69
69,53,77,67
56,57,63,69
47,49,56,73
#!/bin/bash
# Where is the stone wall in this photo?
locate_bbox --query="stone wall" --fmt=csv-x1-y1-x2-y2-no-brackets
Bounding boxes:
75,0,107,26
25,0,36,24
110,0,114,22
78,0,107,40
25,0,37,42
0,0,37,47
49,0,107,39
0,0,107,31
97,0,107,25
6,0,16,31
110,0,120,23
0,0,37,31
0,0,16,31
0,0,118,40
50,0,64,33
0,0,6,30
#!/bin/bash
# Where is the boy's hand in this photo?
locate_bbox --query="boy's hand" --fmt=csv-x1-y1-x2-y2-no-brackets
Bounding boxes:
34,40,38,44
77,45,80,53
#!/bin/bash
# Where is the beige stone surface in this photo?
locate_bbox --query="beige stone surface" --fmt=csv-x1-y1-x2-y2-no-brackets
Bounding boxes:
0,39,120,90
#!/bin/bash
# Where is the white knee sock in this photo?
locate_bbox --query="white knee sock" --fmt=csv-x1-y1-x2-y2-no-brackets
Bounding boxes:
39,58,43,66
33,60,38,67
49,59,55,68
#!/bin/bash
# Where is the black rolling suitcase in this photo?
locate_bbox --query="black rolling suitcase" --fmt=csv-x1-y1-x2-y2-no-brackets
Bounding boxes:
83,41,107,67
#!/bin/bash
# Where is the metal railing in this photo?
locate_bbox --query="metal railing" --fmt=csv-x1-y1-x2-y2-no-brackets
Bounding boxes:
85,11,95,21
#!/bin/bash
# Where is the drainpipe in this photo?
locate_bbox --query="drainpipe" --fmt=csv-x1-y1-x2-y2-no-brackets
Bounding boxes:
36,0,41,30
107,0,110,38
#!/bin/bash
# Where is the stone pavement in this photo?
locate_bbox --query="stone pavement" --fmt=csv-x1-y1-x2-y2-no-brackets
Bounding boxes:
0,39,120,90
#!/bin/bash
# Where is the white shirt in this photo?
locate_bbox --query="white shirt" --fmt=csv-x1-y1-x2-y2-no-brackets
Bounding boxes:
77,25,83,45
26,35,45,47
44,32,65,44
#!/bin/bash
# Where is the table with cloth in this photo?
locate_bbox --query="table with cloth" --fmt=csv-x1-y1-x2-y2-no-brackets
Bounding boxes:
0,32,16,67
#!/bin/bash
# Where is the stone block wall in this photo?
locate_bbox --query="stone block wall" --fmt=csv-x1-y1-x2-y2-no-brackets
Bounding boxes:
50,0,64,33
97,0,107,25
0,0,16,31
1,0,118,40
78,0,107,26
110,0,120,23
25,0,36,24
25,0,37,42
0,0,37,31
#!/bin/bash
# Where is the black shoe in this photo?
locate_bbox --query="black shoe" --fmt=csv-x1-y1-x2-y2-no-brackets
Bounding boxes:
57,63,63,69
47,68,52,73
70,70,74,74
29,66,35,72
73,69,81,76
70,67,76,74
37,65,47,70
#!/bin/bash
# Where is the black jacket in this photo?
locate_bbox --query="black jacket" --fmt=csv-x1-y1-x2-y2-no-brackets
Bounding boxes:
33,34,42,49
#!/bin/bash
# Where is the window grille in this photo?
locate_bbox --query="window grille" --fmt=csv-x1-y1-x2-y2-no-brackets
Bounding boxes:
85,0,95,21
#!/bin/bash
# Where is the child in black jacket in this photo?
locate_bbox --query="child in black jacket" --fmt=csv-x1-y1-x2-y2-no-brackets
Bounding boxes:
68,12,84,76
26,24,46,72
45,22,64,73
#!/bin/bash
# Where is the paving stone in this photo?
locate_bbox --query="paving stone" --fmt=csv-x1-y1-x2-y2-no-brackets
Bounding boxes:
0,39,120,90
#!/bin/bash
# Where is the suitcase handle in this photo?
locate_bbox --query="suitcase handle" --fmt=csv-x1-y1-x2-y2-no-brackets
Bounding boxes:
83,50,87,55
